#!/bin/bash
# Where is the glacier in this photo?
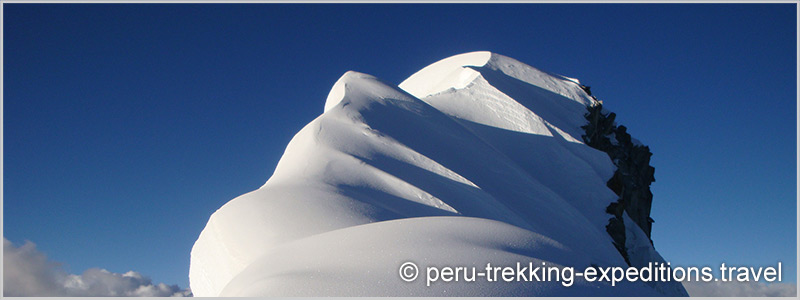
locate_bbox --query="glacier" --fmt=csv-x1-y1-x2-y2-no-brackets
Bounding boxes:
189,51,688,296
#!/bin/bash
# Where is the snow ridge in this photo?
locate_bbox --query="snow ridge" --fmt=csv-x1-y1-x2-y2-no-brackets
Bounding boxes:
190,52,686,297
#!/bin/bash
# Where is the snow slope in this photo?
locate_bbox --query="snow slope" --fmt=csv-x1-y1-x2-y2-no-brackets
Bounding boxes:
190,52,687,296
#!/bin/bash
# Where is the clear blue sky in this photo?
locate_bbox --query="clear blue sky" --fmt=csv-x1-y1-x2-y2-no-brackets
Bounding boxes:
4,4,796,289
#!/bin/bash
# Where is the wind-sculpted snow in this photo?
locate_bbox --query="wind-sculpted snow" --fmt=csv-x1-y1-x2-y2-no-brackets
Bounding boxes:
190,52,686,296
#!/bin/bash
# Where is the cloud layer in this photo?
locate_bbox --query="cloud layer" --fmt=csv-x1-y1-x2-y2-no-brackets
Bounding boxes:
683,280,797,297
3,238,191,297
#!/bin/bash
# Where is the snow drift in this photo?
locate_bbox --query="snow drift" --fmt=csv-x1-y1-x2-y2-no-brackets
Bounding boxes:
189,51,688,296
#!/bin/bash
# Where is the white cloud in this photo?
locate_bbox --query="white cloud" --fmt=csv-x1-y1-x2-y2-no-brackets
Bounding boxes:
683,280,797,297
3,237,191,297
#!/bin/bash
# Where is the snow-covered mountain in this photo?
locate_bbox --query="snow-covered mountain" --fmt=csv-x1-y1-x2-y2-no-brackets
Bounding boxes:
189,52,688,297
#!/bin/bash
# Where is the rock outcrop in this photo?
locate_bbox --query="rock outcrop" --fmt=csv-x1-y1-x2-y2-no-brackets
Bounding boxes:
581,101,657,265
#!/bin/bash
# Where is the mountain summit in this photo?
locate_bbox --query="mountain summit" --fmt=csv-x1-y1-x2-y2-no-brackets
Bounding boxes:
189,52,688,297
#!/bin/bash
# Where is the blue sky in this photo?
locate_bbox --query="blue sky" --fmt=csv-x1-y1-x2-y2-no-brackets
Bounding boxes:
3,3,796,290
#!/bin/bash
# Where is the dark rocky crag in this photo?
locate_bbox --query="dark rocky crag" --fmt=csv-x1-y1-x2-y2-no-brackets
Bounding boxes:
580,88,656,266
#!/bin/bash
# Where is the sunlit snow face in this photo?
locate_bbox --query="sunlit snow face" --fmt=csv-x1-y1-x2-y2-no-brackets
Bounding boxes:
189,52,676,297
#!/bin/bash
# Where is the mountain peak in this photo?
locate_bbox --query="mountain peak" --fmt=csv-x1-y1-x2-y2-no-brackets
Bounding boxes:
399,51,492,98
324,71,377,113
190,52,686,297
